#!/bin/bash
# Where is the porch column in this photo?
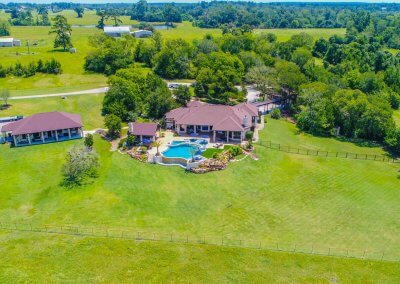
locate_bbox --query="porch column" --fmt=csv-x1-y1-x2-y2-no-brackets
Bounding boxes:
68,128,71,139
79,127,83,137
213,131,216,142
27,134,32,145
13,135,17,147
226,131,229,143
140,135,143,142
241,131,244,142
41,132,45,143
55,130,59,141
193,125,196,134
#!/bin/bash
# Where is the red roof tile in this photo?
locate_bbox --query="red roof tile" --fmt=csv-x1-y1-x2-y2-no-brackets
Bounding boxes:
129,122,158,136
1,112,82,135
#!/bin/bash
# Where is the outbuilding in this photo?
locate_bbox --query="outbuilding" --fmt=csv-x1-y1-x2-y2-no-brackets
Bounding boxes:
1,111,83,147
128,122,159,144
0,38,21,47
132,30,153,38
103,26,131,37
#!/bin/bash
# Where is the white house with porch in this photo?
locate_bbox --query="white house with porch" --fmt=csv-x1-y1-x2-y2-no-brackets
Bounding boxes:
165,101,259,143
1,112,83,147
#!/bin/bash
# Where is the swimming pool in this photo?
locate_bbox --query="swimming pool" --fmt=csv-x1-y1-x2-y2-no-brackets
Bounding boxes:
162,143,202,160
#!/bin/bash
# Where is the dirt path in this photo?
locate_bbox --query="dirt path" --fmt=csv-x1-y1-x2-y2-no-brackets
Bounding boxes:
9,87,109,100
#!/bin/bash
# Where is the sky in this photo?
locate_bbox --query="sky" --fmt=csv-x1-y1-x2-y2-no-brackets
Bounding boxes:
3,0,400,3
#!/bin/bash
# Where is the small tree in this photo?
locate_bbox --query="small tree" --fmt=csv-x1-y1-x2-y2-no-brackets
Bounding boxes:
84,133,94,149
62,146,99,187
270,108,281,119
127,134,135,147
104,114,122,139
151,140,162,156
74,6,84,18
174,85,191,106
0,89,10,107
0,21,10,36
245,131,254,148
49,15,73,51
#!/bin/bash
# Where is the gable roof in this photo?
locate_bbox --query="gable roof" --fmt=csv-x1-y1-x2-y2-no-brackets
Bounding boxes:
165,101,258,132
129,122,158,136
0,38,14,43
1,112,82,135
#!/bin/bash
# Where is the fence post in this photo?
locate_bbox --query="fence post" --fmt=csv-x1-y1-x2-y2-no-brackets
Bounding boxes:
170,234,173,242
363,250,366,259
328,248,331,256
346,153,348,158
311,245,314,254
293,244,296,252
259,242,261,249
381,252,385,261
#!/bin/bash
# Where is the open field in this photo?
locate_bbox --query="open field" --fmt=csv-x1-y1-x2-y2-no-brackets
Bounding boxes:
0,26,107,96
0,231,399,282
1,119,399,261
255,27,346,42
0,93,104,130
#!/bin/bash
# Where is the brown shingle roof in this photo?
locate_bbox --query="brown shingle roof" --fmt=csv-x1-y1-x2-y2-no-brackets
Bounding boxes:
1,112,82,135
165,102,258,132
129,122,158,136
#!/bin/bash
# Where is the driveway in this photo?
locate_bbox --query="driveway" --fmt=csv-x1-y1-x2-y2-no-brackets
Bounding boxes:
9,87,109,100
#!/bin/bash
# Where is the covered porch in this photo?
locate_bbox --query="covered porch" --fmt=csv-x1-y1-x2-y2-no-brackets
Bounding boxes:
12,127,83,147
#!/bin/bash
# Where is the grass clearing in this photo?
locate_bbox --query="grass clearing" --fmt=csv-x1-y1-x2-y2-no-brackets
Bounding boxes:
1,119,399,261
0,231,399,282
0,93,104,130
255,28,346,42
0,26,107,96
394,110,400,126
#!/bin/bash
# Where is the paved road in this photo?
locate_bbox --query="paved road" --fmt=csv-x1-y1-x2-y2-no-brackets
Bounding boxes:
9,87,109,100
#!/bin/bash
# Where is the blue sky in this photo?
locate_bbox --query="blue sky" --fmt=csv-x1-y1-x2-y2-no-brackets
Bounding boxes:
4,0,400,3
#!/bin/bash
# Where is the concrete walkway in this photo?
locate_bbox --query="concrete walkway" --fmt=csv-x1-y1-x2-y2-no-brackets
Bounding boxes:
9,87,109,100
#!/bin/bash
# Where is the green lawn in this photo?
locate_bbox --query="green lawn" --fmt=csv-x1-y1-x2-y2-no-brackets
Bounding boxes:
0,231,399,282
394,110,400,126
0,93,104,130
0,26,107,96
255,28,346,42
202,145,232,158
1,119,399,262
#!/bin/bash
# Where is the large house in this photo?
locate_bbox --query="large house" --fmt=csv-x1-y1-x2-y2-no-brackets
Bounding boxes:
165,101,259,143
1,112,83,147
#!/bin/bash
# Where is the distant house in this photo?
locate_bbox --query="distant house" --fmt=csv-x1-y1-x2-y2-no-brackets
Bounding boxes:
128,122,158,144
165,101,259,143
132,30,153,38
103,26,131,37
0,38,21,47
1,112,83,147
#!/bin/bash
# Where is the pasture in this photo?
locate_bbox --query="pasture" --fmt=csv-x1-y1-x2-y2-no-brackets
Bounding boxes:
0,231,399,282
0,93,104,130
0,26,107,96
1,118,399,262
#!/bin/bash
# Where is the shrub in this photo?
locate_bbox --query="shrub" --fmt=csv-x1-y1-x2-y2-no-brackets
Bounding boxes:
229,145,243,157
270,108,281,119
127,135,135,146
84,134,94,149
245,131,254,141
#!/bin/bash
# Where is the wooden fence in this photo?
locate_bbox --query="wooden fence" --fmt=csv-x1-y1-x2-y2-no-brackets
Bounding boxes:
258,140,399,163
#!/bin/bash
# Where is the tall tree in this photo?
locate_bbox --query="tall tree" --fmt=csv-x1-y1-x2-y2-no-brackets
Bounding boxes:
49,15,73,51
96,10,106,30
107,9,122,27
74,6,84,18
0,89,10,107
0,21,10,36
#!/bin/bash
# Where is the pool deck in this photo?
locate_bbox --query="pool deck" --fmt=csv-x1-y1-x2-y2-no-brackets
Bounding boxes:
147,131,225,156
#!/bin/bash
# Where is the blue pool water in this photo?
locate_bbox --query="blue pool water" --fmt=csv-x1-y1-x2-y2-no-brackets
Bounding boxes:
162,143,202,159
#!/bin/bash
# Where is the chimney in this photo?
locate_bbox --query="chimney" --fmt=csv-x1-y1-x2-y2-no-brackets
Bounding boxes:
243,115,249,127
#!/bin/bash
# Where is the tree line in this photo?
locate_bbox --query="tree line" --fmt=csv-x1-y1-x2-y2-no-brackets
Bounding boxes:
0,59,62,78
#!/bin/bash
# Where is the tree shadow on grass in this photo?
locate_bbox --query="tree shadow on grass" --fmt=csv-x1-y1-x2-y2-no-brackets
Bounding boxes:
0,104,11,111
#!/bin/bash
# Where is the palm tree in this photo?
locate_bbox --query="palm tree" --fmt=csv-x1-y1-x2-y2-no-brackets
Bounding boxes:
151,140,162,156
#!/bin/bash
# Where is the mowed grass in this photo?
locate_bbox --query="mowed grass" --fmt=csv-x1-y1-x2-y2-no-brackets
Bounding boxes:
255,27,346,42
1,119,399,261
0,26,107,96
0,93,104,130
394,110,400,126
0,231,399,282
